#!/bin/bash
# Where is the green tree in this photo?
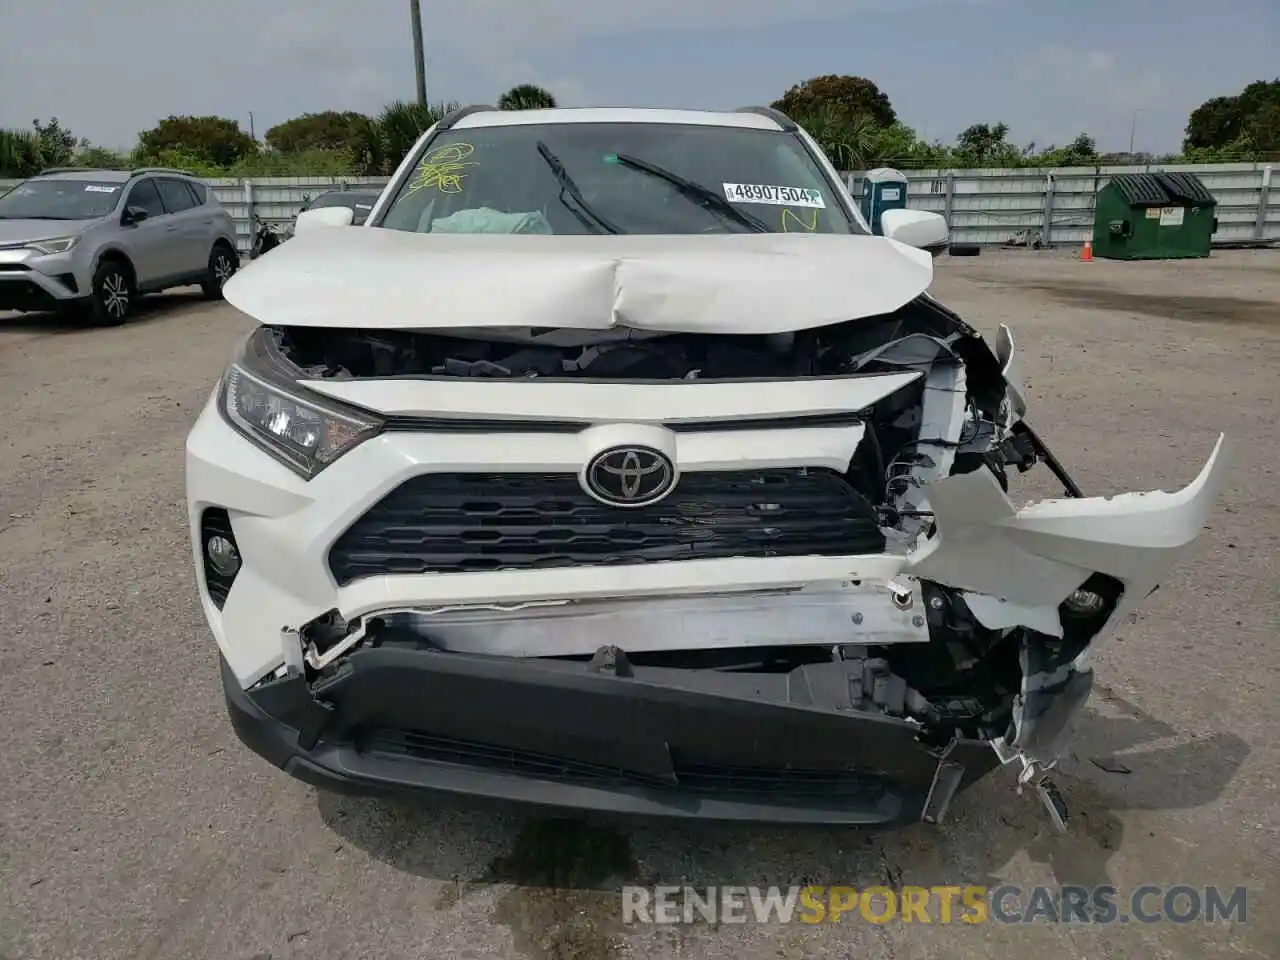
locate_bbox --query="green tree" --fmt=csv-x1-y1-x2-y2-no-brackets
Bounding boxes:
773,75,896,128
0,128,43,177
789,105,877,169
1244,101,1280,153
1180,134,1256,163
1032,133,1098,168
32,117,77,167
953,122,1021,166
71,144,128,169
1185,95,1244,151
138,115,256,168
377,100,461,171
265,110,373,154
1184,80,1280,154
497,84,557,110
346,114,389,175
1237,79,1280,149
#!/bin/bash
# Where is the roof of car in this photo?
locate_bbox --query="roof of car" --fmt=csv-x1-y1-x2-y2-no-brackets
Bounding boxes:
33,167,201,183
35,169,135,183
452,106,789,132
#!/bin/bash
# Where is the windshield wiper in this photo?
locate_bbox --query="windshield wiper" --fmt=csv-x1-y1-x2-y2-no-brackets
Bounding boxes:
535,141,620,235
611,153,770,233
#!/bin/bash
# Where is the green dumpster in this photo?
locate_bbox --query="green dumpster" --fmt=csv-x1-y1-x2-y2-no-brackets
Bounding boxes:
1092,172,1218,260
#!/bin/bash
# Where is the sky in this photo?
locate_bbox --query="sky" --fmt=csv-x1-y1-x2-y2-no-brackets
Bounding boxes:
1,0,1276,155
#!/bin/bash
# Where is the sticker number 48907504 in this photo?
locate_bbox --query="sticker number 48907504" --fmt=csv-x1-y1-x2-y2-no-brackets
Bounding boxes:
723,183,825,208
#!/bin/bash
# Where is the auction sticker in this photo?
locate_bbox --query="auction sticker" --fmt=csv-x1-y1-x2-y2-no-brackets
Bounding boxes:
84,185,119,193
723,183,825,208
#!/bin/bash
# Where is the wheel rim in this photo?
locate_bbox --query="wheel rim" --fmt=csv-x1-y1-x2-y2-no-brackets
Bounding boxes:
101,272,129,318
214,253,235,287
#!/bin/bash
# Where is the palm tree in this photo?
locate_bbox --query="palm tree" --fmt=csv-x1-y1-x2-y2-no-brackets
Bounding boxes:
376,100,461,171
0,128,43,178
788,106,881,171
497,84,557,111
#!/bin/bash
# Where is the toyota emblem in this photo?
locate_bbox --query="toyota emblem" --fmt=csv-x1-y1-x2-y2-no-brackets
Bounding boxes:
583,446,677,507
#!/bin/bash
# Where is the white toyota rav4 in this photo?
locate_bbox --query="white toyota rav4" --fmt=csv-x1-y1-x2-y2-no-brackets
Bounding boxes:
186,105,1228,828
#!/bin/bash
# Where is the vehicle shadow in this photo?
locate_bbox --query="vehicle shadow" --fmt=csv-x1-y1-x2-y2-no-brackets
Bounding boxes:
316,692,1249,958
0,287,210,336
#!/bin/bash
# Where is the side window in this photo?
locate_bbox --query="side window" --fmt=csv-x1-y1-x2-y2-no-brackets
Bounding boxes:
185,181,207,206
156,178,196,213
125,179,165,217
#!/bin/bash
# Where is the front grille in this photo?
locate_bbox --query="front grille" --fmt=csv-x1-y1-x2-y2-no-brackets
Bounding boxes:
363,729,890,802
328,468,884,584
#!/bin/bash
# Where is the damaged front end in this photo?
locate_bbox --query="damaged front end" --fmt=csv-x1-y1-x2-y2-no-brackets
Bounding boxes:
214,292,1228,828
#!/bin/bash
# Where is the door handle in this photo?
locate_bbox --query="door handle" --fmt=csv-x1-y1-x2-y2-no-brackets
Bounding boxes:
165,225,178,232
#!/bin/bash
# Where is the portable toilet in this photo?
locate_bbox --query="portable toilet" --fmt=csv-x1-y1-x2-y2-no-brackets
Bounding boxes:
860,167,909,235
1092,172,1218,260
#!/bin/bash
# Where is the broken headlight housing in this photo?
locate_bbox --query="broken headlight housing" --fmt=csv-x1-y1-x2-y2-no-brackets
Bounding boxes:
218,328,383,478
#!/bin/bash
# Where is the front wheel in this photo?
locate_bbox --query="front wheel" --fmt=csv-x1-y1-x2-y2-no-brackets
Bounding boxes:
89,260,134,326
202,244,238,299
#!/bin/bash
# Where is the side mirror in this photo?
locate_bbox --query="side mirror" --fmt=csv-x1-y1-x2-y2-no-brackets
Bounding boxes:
123,206,149,224
294,206,355,235
880,208,949,251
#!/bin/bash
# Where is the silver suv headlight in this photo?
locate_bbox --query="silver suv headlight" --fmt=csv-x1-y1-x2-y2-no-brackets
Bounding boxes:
26,236,79,255
218,328,382,478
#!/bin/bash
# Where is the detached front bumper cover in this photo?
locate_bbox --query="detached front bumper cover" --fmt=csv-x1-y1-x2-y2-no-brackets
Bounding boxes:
223,635,1001,826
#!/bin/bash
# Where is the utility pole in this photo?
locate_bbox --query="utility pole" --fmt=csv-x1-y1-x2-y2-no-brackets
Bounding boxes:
248,111,256,141
410,0,427,108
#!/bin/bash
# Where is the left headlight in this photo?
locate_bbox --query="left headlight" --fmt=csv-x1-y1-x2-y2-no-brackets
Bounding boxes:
26,236,78,255
218,330,383,479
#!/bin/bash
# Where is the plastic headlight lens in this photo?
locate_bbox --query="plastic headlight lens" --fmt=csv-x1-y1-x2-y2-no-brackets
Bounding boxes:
220,363,381,478
26,236,78,255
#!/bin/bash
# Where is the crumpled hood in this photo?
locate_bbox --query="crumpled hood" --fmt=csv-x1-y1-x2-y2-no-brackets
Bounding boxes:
0,218,97,246
223,227,935,334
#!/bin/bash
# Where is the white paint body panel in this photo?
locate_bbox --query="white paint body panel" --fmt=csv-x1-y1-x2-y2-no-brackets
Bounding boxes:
222,229,933,335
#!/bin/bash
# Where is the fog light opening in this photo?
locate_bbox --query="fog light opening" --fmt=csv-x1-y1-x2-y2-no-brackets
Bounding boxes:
200,507,241,609
206,535,241,577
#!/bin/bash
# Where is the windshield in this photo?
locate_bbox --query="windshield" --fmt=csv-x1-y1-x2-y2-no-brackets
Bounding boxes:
377,122,863,236
0,179,123,220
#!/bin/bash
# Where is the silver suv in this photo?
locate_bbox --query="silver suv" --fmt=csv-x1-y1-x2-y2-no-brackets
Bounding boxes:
0,167,239,326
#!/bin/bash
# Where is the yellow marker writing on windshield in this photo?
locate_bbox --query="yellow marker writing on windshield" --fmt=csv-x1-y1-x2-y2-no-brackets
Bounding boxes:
781,207,819,232
406,142,478,195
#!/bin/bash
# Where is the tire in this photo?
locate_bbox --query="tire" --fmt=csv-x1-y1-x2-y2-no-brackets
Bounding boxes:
202,243,238,299
89,259,134,326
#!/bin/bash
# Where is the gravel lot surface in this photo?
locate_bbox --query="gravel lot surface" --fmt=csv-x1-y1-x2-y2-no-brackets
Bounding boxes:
1,249,1276,960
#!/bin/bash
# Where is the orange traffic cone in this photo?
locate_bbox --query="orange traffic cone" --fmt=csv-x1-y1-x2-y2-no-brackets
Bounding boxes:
1081,240,1093,262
